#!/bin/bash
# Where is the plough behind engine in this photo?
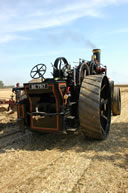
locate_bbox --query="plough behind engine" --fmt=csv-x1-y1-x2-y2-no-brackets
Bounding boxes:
0,95,16,112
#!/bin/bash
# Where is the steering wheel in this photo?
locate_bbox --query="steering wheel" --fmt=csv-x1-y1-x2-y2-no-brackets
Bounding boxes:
30,64,46,79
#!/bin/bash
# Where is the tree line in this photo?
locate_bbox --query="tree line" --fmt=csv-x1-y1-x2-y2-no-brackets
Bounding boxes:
0,80,14,88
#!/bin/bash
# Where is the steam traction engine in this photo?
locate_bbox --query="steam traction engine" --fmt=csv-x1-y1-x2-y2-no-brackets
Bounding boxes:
15,49,121,140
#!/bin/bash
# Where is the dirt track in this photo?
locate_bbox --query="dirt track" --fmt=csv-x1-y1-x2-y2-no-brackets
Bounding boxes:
0,88,128,193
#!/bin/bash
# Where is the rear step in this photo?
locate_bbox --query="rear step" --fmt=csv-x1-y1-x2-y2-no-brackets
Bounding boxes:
69,102,77,106
66,128,77,132
66,116,75,119
27,112,64,116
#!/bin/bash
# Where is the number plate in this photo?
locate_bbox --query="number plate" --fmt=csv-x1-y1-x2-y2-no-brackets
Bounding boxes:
29,83,48,90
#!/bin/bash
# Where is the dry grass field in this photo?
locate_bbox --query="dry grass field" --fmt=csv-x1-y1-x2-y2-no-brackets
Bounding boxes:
0,88,12,99
0,87,128,193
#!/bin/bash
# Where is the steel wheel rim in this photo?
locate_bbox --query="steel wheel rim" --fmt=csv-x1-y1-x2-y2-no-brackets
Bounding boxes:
100,76,111,137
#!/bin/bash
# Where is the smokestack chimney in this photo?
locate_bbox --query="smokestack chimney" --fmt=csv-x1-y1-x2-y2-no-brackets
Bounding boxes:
92,49,101,64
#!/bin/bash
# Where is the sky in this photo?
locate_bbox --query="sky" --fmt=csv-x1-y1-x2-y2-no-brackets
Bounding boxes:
0,0,128,85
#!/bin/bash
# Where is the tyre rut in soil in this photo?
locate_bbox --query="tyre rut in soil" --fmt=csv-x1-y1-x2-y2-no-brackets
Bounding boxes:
79,75,111,140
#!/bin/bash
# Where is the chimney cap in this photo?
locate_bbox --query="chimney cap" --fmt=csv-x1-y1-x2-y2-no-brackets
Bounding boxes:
93,49,101,53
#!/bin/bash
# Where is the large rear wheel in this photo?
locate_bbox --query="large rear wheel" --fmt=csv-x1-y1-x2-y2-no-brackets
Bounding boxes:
79,75,111,140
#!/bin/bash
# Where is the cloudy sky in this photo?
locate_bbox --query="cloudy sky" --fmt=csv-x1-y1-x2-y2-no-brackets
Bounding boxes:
0,0,128,85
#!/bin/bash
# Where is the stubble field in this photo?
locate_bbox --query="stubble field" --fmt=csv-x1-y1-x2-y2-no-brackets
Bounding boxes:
0,87,128,193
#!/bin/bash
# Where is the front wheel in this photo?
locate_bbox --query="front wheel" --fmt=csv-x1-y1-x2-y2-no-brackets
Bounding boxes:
112,87,121,115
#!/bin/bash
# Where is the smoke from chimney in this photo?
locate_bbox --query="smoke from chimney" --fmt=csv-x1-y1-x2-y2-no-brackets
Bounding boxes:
48,30,97,49
86,40,97,49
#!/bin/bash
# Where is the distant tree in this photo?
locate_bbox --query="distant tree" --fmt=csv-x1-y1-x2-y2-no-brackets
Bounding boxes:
0,81,4,88
4,85,15,88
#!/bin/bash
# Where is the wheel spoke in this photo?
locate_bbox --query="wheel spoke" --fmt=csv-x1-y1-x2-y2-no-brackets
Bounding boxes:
101,84,106,92
101,114,108,120
39,69,45,72
31,70,37,73
101,126,105,134
101,98,108,111
101,99,108,104
39,66,43,70
101,111,108,120
39,72,42,77
33,72,38,78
